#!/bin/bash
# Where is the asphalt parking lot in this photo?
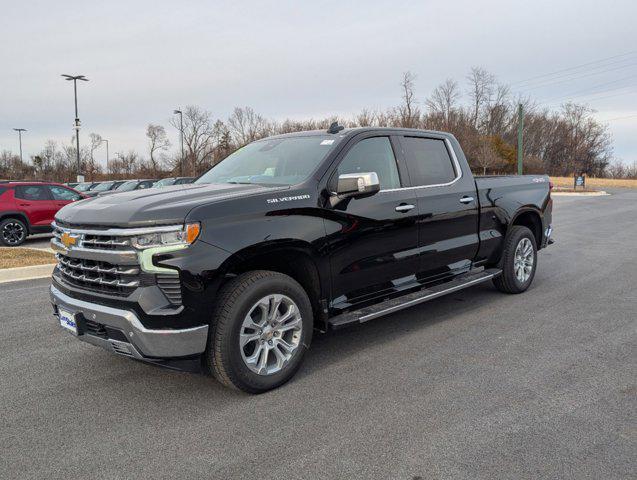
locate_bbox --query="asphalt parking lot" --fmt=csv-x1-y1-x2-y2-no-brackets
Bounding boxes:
1,190,635,480
22,233,52,250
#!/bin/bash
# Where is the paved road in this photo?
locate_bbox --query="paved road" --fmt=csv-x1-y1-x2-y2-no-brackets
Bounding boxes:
1,191,635,480
22,233,52,250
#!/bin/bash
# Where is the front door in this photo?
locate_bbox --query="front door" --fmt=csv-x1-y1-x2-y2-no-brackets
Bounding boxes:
323,135,420,310
398,135,480,282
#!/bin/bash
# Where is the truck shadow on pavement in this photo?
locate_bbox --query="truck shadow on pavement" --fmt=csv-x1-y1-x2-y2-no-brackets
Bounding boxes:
66,283,505,406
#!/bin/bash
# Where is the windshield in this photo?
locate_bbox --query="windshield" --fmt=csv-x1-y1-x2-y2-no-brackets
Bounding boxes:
116,181,139,191
196,136,338,186
91,181,115,192
74,182,93,192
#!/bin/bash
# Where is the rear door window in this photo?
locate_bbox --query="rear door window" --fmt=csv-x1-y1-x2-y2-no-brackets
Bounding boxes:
15,185,50,201
402,137,457,186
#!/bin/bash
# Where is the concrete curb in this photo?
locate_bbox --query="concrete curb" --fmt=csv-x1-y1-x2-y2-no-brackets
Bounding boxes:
552,191,609,196
0,264,55,284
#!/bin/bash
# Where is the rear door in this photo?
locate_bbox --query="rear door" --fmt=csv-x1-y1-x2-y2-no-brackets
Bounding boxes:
324,134,420,309
399,135,480,282
14,185,56,227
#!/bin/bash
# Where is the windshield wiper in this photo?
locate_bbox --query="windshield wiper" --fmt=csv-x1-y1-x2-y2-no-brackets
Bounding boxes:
226,181,254,185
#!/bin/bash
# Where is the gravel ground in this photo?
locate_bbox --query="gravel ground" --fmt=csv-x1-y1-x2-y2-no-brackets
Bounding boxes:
1,190,635,480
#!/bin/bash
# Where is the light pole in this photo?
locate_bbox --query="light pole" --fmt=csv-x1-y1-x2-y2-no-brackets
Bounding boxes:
13,128,26,162
99,139,109,171
173,109,184,176
62,74,89,182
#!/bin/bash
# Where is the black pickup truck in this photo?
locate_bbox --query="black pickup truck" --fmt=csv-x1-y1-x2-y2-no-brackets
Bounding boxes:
50,126,553,393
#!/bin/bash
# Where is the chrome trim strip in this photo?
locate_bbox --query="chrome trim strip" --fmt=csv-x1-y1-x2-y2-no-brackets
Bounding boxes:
52,222,184,236
51,239,139,264
380,138,463,193
359,272,497,322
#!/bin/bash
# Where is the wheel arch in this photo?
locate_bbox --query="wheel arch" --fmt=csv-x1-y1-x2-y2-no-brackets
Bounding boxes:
0,212,31,232
510,208,543,247
218,240,327,326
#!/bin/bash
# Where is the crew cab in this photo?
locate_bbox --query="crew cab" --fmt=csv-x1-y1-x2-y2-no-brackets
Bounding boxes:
0,182,84,246
50,127,553,392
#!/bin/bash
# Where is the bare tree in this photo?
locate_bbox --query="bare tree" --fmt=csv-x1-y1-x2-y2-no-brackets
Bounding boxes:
227,106,270,146
169,106,217,175
355,108,376,127
146,124,171,174
467,67,496,129
88,133,103,180
475,137,507,175
426,78,460,128
396,71,421,128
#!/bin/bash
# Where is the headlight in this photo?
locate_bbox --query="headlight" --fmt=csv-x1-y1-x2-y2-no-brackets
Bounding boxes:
131,223,200,249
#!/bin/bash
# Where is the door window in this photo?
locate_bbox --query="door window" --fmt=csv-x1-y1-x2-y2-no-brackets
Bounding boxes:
402,137,457,186
15,185,50,201
48,186,82,201
137,181,155,189
335,137,400,190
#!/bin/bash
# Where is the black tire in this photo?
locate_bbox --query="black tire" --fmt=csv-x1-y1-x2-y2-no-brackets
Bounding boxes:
492,225,537,294
0,218,28,247
204,270,313,393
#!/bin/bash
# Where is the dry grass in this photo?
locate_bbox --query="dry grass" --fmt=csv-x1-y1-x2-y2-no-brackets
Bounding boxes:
0,248,56,269
550,176,637,189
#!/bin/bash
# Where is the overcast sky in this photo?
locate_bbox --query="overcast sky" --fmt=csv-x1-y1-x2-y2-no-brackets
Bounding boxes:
1,0,635,168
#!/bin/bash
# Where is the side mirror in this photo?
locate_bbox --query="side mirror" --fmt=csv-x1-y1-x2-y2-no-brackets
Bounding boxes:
336,172,380,199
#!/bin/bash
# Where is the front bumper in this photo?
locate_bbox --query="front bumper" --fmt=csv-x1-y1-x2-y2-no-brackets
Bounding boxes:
50,285,208,359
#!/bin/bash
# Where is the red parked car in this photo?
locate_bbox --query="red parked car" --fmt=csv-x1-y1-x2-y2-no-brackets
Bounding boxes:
0,182,85,246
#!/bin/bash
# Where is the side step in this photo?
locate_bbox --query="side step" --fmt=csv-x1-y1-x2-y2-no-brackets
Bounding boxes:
328,268,502,330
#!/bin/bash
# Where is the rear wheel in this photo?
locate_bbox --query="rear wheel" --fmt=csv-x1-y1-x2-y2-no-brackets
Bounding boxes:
492,225,537,294
204,270,313,393
0,218,27,246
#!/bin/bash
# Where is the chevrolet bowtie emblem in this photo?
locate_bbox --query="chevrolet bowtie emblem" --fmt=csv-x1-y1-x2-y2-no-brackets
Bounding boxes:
61,232,79,248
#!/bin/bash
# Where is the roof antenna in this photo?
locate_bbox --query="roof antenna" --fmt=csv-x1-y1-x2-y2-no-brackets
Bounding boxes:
327,122,344,134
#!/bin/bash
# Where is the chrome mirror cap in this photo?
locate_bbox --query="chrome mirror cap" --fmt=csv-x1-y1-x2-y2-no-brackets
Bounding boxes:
336,172,380,198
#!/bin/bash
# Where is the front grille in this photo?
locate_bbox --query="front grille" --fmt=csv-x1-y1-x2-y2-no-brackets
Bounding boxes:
53,226,135,252
53,224,182,304
56,253,140,296
82,234,132,250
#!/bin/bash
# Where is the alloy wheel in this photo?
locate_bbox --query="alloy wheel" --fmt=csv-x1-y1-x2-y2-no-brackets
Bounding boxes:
239,294,303,375
2,222,25,245
513,237,534,283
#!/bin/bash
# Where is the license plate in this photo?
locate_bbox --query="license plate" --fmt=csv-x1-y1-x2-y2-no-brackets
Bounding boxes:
59,309,78,335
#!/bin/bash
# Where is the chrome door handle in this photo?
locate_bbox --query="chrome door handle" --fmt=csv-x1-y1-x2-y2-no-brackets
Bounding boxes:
395,204,415,212
459,196,475,204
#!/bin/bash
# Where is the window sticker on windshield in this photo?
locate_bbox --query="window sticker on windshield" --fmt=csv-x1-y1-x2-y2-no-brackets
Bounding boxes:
320,139,335,145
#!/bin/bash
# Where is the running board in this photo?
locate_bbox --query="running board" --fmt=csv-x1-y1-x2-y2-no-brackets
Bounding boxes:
328,268,502,329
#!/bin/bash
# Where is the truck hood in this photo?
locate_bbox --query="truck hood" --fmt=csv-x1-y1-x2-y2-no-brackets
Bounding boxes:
55,183,284,227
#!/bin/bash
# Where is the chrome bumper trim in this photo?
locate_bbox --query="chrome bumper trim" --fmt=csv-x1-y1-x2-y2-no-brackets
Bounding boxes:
50,285,208,358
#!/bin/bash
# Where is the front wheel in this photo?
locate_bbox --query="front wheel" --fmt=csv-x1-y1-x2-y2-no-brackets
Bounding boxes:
493,225,537,294
0,218,27,246
204,270,313,393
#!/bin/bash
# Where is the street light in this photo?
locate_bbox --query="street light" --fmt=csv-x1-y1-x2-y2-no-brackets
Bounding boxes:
61,74,89,182
173,109,184,176
12,128,27,162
